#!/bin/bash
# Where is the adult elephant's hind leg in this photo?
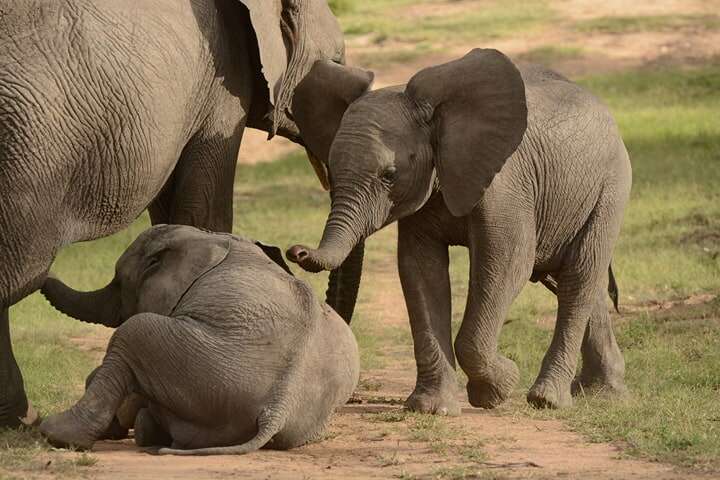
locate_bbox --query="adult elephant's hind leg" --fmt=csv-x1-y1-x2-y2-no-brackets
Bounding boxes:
149,125,244,233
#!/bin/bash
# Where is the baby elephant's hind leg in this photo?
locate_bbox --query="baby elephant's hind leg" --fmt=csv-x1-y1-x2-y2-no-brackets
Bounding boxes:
134,408,172,448
40,313,169,450
528,205,621,408
573,290,626,396
40,340,137,449
539,276,626,396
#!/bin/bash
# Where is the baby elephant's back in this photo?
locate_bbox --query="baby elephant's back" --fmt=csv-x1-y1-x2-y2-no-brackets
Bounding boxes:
181,240,315,338
503,64,631,258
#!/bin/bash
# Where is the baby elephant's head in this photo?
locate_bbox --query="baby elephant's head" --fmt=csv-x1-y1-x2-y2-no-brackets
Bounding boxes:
287,49,528,273
42,225,231,327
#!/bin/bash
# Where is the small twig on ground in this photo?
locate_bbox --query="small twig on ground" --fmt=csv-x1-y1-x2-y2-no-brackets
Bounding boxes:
480,461,542,469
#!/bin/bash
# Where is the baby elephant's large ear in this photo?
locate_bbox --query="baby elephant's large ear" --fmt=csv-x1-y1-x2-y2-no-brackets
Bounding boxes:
292,60,374,188
137,231,231,316
406,49,527,217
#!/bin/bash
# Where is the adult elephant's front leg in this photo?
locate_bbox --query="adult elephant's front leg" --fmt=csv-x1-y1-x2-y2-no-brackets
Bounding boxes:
399,221,460,416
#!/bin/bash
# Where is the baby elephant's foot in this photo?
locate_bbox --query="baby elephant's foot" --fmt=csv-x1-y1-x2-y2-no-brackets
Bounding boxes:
572,365,627,398
466,357,519,409
40,410,96,450
134,408,172,448
98,416,129,441
527,377,572,409
405,381,461,416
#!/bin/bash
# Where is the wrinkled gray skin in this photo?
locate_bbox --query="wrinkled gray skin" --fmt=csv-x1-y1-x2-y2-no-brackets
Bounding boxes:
38,225,359,455
0,0,364,428
287,49,632,412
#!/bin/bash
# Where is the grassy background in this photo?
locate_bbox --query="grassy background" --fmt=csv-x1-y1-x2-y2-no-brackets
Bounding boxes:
3,0,720,475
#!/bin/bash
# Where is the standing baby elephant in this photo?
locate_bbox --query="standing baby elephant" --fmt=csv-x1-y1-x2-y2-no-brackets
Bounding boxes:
39,225,359,454
286,49,631,412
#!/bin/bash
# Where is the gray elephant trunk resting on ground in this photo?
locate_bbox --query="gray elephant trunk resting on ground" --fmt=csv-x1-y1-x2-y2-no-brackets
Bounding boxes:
286,50,631,413
0,0,362,428
39,225,359,454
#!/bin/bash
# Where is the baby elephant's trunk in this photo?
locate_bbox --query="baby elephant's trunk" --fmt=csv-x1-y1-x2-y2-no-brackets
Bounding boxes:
41,275,123,327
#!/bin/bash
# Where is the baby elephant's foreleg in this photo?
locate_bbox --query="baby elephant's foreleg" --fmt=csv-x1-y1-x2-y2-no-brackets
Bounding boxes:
455,221,535,409
40,315,155,450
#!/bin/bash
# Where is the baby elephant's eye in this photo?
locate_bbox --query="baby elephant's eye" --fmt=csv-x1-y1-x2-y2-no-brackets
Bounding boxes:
144,248,168,273
380,166,397,185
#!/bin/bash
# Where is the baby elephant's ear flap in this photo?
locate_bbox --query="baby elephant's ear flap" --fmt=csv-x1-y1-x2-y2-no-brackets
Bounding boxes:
406,49,528,217
292,60,374,189
255,241,294,276
138,233,231,316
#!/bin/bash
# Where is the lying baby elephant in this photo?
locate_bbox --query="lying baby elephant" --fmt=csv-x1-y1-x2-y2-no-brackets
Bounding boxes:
39,225,359,455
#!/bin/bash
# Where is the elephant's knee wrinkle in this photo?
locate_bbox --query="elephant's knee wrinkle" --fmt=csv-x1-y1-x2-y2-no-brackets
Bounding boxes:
454,338,493,375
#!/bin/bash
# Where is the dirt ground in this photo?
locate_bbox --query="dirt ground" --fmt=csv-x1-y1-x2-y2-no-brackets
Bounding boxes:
39,407,689,480
25,1,719,479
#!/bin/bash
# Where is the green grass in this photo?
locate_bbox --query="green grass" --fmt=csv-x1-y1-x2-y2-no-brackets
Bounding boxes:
328,0,356,15
505,299,720,471
338,0,554,46
576,14,720,34
517,45,584,64
355,42,435,69
0,427,97,478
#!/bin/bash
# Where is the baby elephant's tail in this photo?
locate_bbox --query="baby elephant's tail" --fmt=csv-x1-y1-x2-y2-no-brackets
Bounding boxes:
157,352,303,456
157,409,285,456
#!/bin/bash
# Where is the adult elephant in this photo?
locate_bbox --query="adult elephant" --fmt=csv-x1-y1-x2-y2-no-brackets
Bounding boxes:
0,0,362,428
